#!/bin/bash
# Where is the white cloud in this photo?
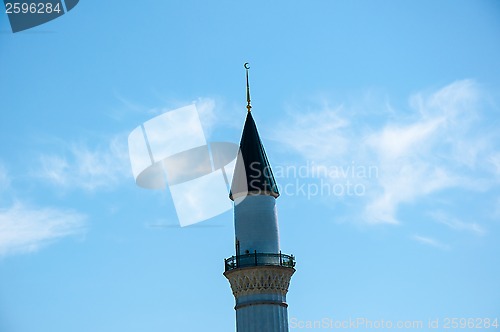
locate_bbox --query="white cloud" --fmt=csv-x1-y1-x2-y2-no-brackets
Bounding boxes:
37,136,130,191
430,211,486,236
365,162,458,225
133,97,219,139
366,118,443,161
273,105,349,162
495,197,500,220
0,202,86,257
0,163,9,192
488,153,500,178
273,79,499,227
364,80,498,224
412,235,450,250
195,97,217,139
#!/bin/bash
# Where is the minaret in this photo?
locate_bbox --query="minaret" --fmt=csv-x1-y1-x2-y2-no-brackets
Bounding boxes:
224,63,295,332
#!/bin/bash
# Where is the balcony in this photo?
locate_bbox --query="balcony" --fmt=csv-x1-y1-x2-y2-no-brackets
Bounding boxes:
224,251,296,272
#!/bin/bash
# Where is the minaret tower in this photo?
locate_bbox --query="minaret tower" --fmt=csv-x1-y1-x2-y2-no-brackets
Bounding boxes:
224,63,296,332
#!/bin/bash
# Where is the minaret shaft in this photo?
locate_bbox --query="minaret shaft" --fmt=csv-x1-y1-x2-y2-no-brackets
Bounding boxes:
234,195,280,255
224,64,295,332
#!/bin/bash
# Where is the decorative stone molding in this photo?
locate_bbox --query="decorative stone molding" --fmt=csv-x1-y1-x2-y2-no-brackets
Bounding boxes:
224,265,295,297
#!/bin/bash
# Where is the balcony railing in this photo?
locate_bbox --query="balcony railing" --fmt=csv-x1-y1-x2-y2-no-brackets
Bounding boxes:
224,251,296,272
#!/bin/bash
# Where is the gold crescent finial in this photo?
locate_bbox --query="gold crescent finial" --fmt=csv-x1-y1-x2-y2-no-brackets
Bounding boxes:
244,62,251,112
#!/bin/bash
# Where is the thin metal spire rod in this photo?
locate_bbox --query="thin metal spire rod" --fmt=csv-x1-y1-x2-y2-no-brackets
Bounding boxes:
244,62,251,112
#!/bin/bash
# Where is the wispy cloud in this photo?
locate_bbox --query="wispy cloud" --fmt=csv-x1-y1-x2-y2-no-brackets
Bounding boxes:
0,202,86,257
412,234,450,250
36,135,130,191
113,95,220,139
363,80,494,224
0,162,9,192
195,97,217,139
430,210,486,236
274,105,350,162
273,79,499,227
488,153,500,178
35,99,219,194
366,118,443,161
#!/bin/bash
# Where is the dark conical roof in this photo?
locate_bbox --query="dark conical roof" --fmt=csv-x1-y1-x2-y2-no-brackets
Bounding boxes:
229,112,279,200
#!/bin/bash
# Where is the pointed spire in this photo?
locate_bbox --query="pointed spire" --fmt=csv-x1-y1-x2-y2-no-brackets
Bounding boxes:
229,64,279,200
244,62,252,113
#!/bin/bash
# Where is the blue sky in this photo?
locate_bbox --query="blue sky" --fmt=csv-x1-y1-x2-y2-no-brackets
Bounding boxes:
1,1,499,331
